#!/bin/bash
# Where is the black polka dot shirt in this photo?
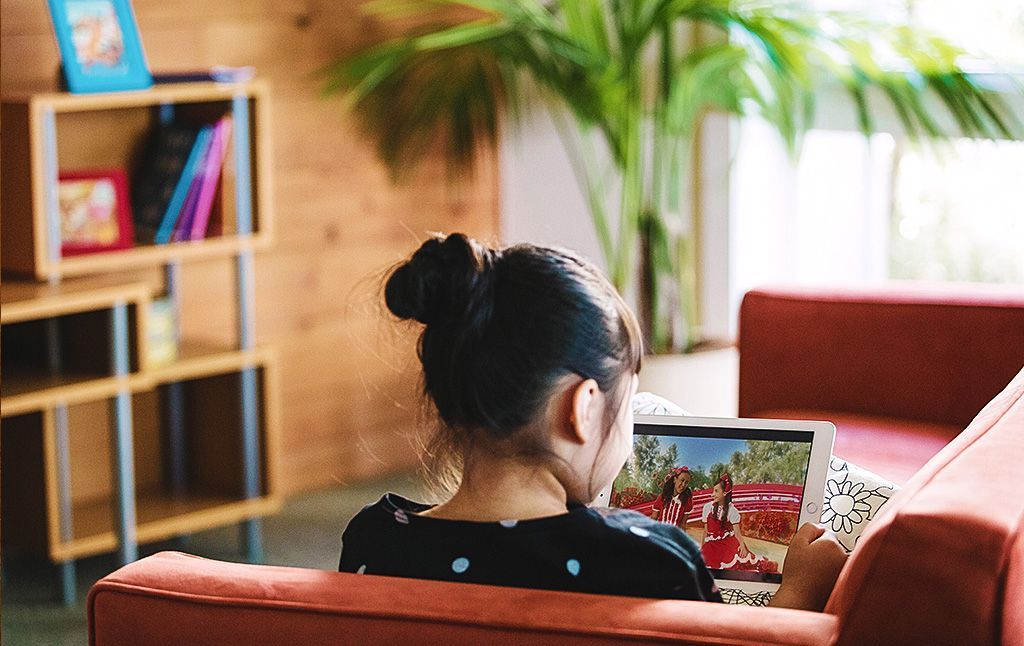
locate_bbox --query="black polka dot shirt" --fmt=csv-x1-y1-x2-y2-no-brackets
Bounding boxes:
339,493,722,602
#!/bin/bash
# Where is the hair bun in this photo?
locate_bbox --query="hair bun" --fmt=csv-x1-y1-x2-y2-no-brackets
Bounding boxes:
385,233,496,325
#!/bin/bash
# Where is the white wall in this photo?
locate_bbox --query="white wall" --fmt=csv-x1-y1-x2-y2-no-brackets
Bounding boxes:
499,108,606,272
500,108,737,340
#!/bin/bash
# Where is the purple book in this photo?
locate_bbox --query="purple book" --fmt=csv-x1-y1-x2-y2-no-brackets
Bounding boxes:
188,117,233,241
173,130,215,242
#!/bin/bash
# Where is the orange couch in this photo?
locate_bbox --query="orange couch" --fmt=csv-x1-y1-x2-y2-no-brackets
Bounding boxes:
738,285,1024,484
89,368,1024,645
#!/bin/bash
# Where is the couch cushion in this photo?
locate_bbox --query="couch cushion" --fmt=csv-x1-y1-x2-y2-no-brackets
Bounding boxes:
753,409,959,485
825,367,1024,646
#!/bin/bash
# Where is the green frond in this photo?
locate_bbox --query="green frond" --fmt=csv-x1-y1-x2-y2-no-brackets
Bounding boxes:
326,0,1023,344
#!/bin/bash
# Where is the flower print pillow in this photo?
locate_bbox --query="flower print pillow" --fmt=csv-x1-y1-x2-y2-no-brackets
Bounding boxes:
631,392,899,554
822,457,896,552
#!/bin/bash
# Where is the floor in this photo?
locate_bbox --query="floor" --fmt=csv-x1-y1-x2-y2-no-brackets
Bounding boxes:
2,472,423,646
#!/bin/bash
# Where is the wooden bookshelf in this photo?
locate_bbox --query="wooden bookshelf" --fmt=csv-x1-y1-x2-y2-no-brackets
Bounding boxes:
0,80,274,280
1,276,152,324
44,353,282,563
2,278,149,417
56,490,280,562
0,81,280,605
147,341,269,387
2,81,270,111
0,336,273,418
56,235,272,279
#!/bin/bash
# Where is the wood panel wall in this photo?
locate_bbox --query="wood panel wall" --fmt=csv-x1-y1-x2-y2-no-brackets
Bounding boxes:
1,0,501,495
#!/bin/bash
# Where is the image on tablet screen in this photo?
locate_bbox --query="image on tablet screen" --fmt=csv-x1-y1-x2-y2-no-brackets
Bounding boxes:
610,427,813,584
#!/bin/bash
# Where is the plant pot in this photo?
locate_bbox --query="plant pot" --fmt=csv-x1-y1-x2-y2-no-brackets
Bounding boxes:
637,344,738,417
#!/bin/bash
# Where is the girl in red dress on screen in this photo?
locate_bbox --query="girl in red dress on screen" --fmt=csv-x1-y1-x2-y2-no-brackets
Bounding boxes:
700,473,778,572
651,466,693,529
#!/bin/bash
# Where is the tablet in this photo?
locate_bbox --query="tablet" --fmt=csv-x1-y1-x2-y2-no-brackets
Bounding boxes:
596,415,835,601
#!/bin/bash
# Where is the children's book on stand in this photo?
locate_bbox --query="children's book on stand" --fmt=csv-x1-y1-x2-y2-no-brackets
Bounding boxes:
133,115,234,245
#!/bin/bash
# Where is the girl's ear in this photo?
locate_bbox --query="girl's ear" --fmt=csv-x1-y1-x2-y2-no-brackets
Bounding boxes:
567,378,603,445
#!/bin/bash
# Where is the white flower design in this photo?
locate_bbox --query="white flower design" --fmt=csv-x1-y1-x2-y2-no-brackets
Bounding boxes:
822,478,873,534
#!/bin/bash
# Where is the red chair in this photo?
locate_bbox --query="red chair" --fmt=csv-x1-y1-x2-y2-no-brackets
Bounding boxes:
738,284,1024,484
89,368,1024,645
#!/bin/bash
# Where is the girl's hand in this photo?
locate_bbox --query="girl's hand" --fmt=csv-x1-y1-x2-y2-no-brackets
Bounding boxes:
738,542,749,558
770,523,848,612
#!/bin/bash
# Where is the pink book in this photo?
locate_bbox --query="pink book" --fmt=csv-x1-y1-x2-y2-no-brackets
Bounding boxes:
188,116,233,241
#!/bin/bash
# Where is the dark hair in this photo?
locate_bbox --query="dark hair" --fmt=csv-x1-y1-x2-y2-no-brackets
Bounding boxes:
712,482,733,523
385,233,642,494
661,471,692,507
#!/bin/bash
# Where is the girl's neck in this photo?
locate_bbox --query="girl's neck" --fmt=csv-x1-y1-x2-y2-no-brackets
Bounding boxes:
420,455,572,522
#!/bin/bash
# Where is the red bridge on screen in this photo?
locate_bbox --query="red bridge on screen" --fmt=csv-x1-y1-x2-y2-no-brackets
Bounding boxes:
624,484,803,519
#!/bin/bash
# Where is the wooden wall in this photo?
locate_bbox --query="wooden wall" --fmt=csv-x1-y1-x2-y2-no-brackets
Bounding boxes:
0,0,501,495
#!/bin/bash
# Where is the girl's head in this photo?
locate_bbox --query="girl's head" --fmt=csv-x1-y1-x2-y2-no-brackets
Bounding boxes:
674,468,692,494
712,482,725,503
662,467,692,500
385,233,642,504
712,473,734,519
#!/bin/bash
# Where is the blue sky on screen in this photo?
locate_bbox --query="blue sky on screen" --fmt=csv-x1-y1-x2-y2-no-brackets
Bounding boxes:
655,436,749,471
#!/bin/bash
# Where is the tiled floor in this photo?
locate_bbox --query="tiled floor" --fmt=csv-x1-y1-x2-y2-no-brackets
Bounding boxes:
2,472,423,646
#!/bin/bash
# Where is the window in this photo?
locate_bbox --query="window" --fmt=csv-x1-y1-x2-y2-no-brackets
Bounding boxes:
728,0,1024,331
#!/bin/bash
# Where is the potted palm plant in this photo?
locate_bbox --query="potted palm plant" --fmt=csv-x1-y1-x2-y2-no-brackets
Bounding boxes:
325,0,1019,355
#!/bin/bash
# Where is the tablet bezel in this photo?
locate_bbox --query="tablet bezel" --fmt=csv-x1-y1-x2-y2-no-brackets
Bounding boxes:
594,414,835,595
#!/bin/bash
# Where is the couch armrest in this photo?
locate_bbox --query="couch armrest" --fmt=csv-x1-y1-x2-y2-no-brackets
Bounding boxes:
737,285,1024,427
89,552,837,646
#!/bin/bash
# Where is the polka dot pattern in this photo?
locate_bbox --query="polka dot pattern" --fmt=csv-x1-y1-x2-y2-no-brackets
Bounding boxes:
566,559,581,576
340,494,721,602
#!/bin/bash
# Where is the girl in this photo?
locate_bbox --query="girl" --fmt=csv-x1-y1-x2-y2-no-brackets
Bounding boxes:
651,466,693,529
699,474,778,573
339,233,844,609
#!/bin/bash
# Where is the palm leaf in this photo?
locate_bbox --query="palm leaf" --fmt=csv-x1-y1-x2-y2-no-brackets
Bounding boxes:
325,0,1023,350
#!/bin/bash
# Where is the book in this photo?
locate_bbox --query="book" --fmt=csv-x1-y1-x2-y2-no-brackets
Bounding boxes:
154,126,212,245
132,125,199,243
152,65,257,85
210,124,237,237
146,297,178,368
172,148,207,243
188,117,233,241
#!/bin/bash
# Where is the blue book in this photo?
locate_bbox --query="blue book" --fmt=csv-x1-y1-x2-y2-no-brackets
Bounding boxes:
172,133,215,242
155,126,213,245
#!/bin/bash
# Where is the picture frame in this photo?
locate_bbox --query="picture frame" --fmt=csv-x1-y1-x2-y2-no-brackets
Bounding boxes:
46,0,153,94
58,169,135,256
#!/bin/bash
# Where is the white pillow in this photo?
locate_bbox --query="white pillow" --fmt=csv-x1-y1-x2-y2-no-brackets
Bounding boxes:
822,457,896,552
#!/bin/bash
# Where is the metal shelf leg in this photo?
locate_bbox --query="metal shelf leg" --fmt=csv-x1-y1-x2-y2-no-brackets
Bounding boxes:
110,302,138,565
55,405,76,606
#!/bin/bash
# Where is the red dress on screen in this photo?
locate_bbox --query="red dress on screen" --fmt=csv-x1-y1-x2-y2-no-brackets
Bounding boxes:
653,491,692,529
700,502,768,571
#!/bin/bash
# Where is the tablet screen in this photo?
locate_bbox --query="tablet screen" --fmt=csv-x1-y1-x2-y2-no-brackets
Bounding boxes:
609,424,814,584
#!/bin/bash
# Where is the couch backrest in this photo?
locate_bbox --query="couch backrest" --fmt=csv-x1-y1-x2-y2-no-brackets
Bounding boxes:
87,552,837,645
738,285,1024,428
826,367,1024,646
